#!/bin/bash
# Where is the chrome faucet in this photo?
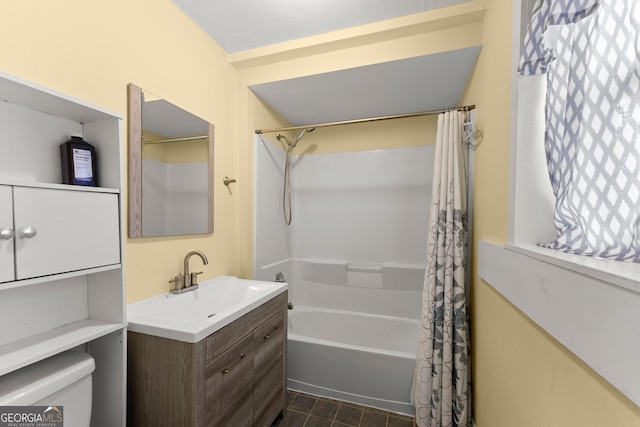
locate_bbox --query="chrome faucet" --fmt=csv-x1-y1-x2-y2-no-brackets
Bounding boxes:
170,250,208,294
183,250,208,288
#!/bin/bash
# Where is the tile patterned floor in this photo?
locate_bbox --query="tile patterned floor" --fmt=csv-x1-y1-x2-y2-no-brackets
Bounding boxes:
277,390,416,427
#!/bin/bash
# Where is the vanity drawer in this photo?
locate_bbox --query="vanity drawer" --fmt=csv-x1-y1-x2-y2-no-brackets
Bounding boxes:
205,292,286,365
255,310,284,344
205,333,255,427
254,310,285,427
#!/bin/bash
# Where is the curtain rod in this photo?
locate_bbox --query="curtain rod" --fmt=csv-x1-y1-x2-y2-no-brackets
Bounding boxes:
142,135,208,145
254,105,475,135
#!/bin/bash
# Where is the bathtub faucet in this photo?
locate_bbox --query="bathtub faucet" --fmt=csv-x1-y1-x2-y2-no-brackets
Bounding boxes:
273,273,293,308
170,250,208,294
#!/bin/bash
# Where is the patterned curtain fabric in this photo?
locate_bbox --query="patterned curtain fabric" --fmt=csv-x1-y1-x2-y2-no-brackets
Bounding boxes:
519,0,640,261
414,111,471,427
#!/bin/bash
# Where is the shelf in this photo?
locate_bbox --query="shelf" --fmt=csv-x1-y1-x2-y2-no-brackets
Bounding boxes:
0,71,123,191
0,319,126,376
0,264,122,292
0,178,119,194
0,70,121,123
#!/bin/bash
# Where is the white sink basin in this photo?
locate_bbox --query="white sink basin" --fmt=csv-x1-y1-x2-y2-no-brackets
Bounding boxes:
127,276,287,343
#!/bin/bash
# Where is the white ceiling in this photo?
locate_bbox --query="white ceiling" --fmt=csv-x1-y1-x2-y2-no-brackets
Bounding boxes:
171,0,480,126
172,0,471,54
249,47,480,126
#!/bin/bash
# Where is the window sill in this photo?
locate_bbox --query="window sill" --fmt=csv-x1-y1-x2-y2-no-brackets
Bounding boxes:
504,242,640,296
478,240,640,407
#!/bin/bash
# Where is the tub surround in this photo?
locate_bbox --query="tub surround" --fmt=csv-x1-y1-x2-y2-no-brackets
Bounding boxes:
253,143,431,319
254,143,434,277
254,142,429,417
287,306,418,416
262,258,424,319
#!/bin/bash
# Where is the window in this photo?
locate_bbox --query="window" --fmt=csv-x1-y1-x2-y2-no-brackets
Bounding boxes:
517,0,640,262
509,0,640,280
475,0,640,407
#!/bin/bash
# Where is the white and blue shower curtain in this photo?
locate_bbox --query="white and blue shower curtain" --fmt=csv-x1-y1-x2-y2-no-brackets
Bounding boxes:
519,0,640,261
414,110,471,427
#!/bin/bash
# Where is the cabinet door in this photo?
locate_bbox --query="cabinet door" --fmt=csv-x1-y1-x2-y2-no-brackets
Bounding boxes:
0,185,15,283
13,187,120,280
206,334,255,427
254,310,285,427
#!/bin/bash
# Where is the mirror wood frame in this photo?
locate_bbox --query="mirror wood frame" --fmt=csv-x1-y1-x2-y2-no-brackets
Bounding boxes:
127,83,215,238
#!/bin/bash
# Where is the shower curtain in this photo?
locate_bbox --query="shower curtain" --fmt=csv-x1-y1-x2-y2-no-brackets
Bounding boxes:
414,110,471,427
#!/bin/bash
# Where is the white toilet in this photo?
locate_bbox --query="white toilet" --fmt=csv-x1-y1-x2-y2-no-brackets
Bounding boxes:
0,351,95,427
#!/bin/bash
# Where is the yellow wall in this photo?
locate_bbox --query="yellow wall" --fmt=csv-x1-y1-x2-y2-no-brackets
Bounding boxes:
464,1,640,426
0,0,239,303
1,1,638,425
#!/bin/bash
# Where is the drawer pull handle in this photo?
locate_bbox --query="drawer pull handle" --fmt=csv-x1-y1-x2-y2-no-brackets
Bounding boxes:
221,353,246,374
264,326,279,340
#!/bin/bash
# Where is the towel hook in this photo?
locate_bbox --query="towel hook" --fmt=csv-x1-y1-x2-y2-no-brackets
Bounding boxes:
223,176,236,186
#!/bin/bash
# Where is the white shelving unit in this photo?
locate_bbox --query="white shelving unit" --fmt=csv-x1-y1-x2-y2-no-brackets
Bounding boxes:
0,71,126,426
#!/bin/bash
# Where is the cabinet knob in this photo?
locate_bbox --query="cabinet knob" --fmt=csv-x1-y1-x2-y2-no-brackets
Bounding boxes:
19,226,37,238
0,228,15,240
264,326,279,340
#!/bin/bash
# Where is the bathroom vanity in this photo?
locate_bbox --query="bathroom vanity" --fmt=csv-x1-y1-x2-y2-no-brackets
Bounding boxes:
127,277,288,427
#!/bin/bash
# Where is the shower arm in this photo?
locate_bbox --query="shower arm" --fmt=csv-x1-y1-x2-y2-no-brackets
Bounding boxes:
277,128,315,149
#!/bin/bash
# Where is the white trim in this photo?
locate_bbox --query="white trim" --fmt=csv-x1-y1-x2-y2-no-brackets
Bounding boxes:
495,0,640,407
506,243,640,296
508,0,556,246
507,0,522,243
479,240,640,407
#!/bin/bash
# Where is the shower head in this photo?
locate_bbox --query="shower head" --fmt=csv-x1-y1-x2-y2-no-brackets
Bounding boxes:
276,133,295,149
278,127,316,149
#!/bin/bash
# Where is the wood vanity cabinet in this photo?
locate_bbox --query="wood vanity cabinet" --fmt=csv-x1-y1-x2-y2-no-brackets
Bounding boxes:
206,334,255,426
253,310,286,427
127,292,288,427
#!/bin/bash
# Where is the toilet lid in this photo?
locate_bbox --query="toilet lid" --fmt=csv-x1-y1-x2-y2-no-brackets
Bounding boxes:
0,351,95,405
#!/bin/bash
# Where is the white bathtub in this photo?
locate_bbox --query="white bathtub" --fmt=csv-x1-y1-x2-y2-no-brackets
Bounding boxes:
287,306,418,416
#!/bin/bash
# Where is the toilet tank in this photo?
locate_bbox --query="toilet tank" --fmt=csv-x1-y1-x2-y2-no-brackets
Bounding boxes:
0,351,95,427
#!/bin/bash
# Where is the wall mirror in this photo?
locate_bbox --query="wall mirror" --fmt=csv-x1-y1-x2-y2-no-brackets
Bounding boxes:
128,83,214,238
